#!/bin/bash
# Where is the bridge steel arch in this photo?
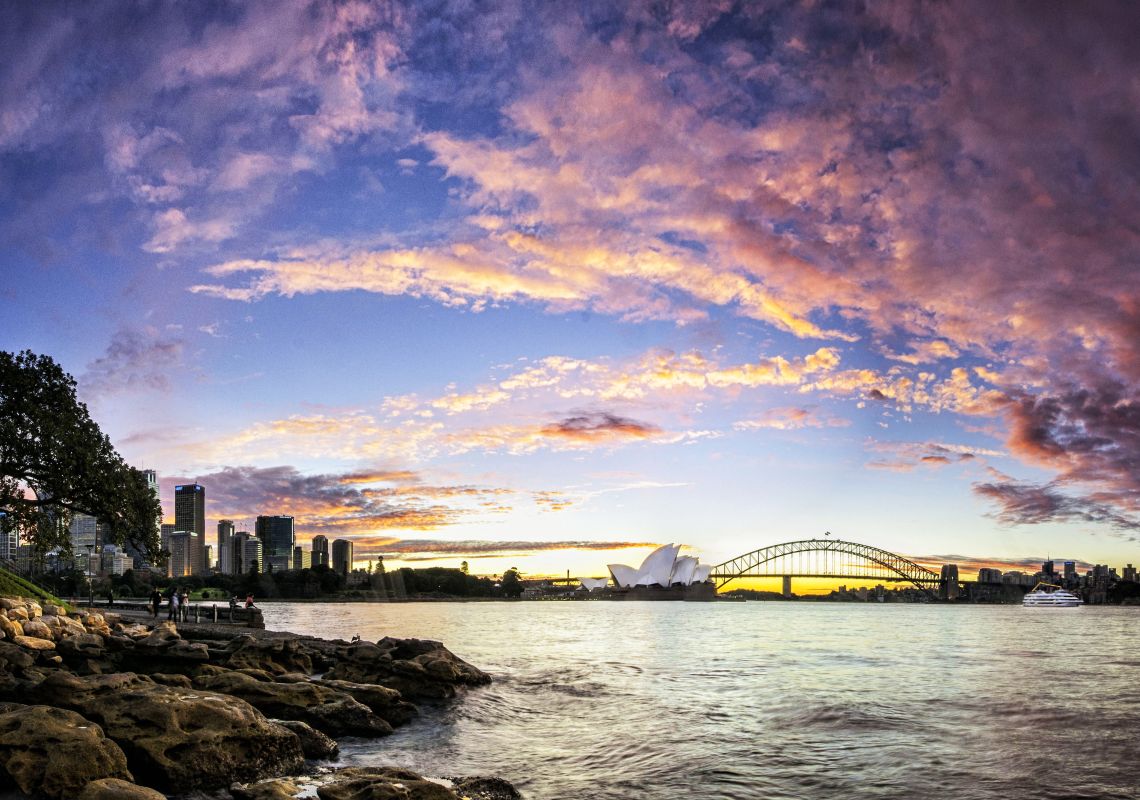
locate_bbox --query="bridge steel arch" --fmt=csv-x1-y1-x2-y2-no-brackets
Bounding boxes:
711,538,941,593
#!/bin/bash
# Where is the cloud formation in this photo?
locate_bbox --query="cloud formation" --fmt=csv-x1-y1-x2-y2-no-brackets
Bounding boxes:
80,327,184,398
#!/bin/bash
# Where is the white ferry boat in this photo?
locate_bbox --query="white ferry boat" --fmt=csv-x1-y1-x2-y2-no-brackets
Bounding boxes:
1022,582,1083,607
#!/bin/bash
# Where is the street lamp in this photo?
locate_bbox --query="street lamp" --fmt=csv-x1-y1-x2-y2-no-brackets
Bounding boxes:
85,545,94,608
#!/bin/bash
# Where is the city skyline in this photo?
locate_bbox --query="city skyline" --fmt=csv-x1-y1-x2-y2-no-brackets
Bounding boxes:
3,3,1139,583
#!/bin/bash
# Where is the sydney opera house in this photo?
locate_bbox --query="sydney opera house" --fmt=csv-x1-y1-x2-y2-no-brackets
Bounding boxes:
579,544,716,600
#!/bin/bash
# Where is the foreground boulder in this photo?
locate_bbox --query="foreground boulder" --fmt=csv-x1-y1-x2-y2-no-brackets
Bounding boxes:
78,777,167,799
0,703,132,800
32,671,304,792
323,638,491,700
233,767,522,800
193,669,393,737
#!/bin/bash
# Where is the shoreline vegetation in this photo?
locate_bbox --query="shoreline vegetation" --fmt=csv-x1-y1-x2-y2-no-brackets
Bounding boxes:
0,594,521,800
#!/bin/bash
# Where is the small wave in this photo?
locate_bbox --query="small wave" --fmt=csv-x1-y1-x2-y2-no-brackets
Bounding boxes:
773,702,921,732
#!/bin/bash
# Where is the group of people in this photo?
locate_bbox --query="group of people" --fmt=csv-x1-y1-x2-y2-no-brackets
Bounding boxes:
146,587,257,622
147,586,191,622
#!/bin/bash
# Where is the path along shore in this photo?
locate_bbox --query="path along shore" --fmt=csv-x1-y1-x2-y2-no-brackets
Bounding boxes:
0,596,521,800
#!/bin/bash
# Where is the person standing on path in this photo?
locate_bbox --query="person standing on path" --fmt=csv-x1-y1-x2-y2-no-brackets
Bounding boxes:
150,588,162,618
168,588,179,622
178,588,189,622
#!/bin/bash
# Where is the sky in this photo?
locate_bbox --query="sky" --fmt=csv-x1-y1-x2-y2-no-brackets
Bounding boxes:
3,1,1139,586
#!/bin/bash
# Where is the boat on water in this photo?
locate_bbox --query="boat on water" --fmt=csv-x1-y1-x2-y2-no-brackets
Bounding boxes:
1022,582,1083,607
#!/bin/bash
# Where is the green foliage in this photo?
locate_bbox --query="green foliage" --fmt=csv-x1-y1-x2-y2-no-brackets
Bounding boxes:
0,350,161,559
0,565,69,608
500,567,523,598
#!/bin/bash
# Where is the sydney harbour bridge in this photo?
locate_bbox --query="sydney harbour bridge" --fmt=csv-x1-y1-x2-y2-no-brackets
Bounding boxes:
710,538,944,596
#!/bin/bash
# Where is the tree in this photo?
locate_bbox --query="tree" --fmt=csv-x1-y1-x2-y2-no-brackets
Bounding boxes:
460,560,469,575
0,350,161,558
500,567,523,598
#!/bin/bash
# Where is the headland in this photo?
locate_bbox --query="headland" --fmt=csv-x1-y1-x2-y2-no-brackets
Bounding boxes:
0,596,520,800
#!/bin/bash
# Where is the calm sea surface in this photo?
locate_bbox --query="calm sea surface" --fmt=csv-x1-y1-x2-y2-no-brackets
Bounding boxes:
259,601,1140,800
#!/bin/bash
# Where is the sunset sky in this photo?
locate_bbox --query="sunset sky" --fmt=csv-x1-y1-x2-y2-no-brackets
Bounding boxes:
3,2,1138,584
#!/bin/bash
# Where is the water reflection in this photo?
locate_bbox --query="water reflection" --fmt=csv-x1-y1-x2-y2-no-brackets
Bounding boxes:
260,602,1139,800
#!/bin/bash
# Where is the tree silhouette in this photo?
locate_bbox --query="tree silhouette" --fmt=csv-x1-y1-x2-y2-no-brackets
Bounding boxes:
0,350,161,558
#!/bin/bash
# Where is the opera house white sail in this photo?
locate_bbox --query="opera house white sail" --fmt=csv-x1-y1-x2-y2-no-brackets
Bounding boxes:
602,544,714,589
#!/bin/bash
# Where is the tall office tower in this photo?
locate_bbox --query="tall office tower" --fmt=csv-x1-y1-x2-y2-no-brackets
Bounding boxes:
166,532,195,578
174,484,206,574
311,534,329,567
1063,561,1077,584
1042,559,1055,578
69,513,105,553
124,468,161,569
293,546,312,570
231,531,250,574
0,521,16,562
217,520,235,574
242,538,263,576
331,538,353,576
256,515,295,572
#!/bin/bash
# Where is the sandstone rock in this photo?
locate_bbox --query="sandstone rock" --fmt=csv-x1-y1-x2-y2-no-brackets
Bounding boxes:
223,636,315,675
58,633,108,660
21,618,53,641
13,634,55,651
450,776,524,800
315,767,460,800
0,641,35,670
6,607,28,623
316,678,418,727
32,671,304,793
42,604,67,617
324,638,490,700
78,777,168,799
0,703,132,800
136,621,181,649
0,616,22,642
271,719,339,760
193,670,393,737
231,778,303,800
27,602,42,619
149,673,193,688
0,598,23,612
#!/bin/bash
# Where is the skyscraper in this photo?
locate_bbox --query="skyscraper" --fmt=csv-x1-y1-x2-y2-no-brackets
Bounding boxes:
174,484,206,574
217,519,235,574
311,534,329,567
331,538,353,576
256,515,295,572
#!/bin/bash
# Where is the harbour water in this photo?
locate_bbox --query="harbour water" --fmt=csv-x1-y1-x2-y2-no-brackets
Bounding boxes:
260,601,1140,800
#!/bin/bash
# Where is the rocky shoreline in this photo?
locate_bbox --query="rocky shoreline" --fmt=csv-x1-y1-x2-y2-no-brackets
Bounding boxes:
0,597,521,799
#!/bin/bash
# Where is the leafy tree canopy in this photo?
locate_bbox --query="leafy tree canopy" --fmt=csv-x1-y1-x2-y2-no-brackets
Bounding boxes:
0,350,161,558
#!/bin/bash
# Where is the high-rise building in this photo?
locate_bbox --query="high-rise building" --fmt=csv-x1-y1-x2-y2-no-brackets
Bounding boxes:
1124,564,1137,582
174,484,206,574
165,531,196,578
256,515,295,572
69,513,104,554
217,520,235,574
242,537,263,576
311,535,329,567
293,546,312,570
332,538,353,576
977,568,1002,583
1042,560,1055,578
125,468,160,569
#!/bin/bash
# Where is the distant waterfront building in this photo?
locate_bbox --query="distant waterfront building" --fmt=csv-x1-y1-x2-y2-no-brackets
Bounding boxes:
311,535,329,568
332,538,353,576
256,515,295,572
1042,560,1055,579
174,484,206,575
977,568,1002,584
230,531,251,574
123,468,161,569
1124,564,1137,583
0,521,16,562
217,519,235,574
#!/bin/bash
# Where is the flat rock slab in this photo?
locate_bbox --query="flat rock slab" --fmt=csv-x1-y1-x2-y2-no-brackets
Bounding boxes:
78,777,168,799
